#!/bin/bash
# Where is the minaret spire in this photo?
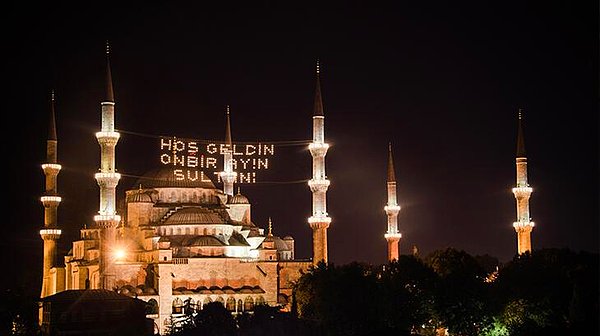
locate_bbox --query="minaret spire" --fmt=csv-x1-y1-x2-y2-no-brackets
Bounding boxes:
48,90,57,142
94,44,121,290
313,59,324,116
516,108,526,158
40,90,62,298
105,41,114,103
512,109,534,254
308,59,331,265
387,142,396,182
220,105,237,197
384,143,401,261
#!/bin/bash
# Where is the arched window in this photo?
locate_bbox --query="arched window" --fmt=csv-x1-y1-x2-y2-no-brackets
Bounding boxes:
244,297,254,311
203,297,213,308
237,299,243,313
192,192,198,203
226,297,236,312
256,296,266,306
216,296,225,306
146,299,159,314
184,298,195,314
172,298,183,314
170,191,176,202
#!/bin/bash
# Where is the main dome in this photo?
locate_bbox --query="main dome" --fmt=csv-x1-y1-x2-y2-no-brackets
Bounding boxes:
134,168,216,189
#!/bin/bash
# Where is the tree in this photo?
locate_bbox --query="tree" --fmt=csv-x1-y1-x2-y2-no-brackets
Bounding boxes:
425,248,492,336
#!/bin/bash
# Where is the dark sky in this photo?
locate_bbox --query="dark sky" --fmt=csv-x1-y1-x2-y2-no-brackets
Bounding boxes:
5,1,598,293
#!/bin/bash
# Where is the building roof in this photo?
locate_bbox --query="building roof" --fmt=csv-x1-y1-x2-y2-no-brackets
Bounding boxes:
40,289,142,302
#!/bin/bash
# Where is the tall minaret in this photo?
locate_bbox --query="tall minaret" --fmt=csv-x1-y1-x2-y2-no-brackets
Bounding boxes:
308,60,331,265
40,91,62,298
94,43,121,289
219,105,236,197
384,143,401,261
512,109,534,254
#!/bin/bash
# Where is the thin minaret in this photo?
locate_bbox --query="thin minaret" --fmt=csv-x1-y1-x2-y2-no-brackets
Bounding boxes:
40,90,62,298
308,60,331,265
94,42,121,290
512,109,534,254
219,105,237,197
384,143,401,261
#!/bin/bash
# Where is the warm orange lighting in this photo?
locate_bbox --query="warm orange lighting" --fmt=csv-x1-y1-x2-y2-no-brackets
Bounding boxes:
114,248,126,260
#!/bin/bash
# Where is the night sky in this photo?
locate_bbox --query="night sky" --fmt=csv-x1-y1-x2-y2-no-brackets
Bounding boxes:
5,2,598,293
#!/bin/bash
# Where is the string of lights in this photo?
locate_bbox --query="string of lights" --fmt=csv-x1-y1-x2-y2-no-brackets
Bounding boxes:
117,129,311,147
119,173,309,185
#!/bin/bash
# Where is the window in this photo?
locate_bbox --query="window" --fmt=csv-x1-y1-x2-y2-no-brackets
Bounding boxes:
244,297,254,311
146,299,159,314
172,298,183,314
226,297,236,312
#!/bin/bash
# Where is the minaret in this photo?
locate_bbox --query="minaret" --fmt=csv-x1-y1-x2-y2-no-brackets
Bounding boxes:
219,105,237,197
512,109,534,254
308,60,331,265
94,42,121,290
384,143,402,261
40,91,62,298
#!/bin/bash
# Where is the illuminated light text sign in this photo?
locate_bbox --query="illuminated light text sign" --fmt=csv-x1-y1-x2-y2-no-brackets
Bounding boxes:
159,137,275,184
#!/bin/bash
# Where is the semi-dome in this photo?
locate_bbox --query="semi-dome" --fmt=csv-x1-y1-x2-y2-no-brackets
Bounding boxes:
134,167,216,189
163,207,227,225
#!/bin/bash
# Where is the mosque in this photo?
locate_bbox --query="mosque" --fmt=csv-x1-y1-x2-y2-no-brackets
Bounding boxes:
38,48,331,334
38,45,534,334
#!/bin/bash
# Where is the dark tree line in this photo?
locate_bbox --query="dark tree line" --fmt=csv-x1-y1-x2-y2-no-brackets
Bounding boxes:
3,248,597,335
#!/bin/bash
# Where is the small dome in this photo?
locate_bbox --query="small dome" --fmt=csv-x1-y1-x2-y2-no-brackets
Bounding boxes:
229,188,249,204
127,191,153,203
283,236,294,241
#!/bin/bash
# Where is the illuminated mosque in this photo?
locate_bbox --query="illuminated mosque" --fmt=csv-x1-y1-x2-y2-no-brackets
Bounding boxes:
38,45,534,334
38,48,331,334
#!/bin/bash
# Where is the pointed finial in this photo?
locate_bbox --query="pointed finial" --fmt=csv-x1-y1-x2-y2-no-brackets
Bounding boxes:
139,184,143,190
104,41,115,102
387,142,396,182
316,59,320,77
225,105,232,145
237,186,241,195
516,108,526,157
268,217,273,236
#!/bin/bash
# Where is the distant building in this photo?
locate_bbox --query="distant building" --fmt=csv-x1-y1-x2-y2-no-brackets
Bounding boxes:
38,49,330,334
39,289,153,335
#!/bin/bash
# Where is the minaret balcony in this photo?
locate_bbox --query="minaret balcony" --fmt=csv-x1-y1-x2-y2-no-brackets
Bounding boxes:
309,143,329,157
94,214,121,228
95,172,121,186
219,171,237,182
96,131,120,140
40,195,62,206
513,221,534,229
384,232,402,240
308,215,332,225
512,186,532,197
308,179,330,192
40,228,62,240
384,205,401,212
41,163,62,173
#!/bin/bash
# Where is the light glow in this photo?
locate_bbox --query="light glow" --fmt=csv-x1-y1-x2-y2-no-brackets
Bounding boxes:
114,248,126,260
